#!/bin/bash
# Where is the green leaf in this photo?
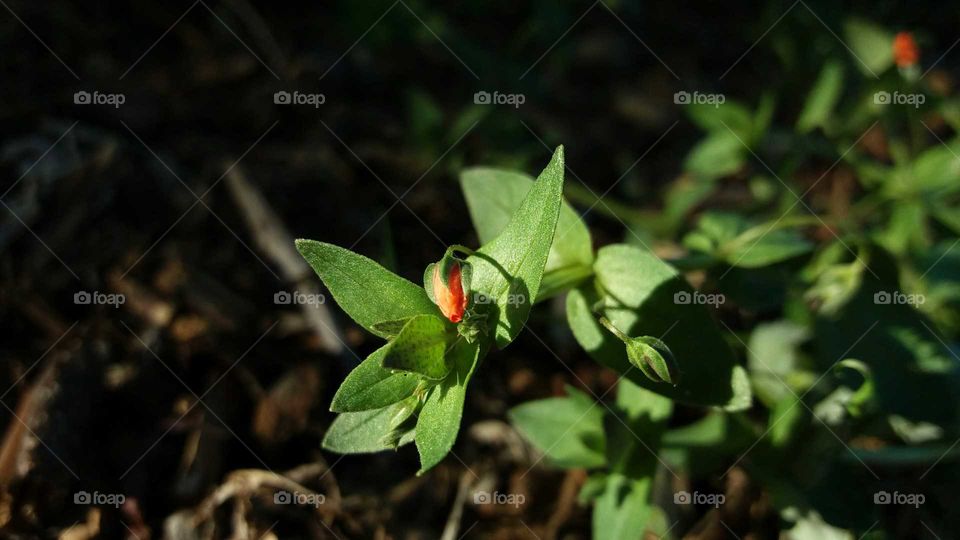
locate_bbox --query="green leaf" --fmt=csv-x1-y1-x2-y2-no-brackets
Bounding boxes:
685,99,754,138
370,318,412,338
931,204,960,237
594,474,655,540
508,385,606,469
538,263,596,302
381,314,452,380
467,146,566,348
843,18,894,76
567,244,752,410
330,344,421,412
594,381,672,540
660,412,756,475
415,339,481,474
685,212,814,268
906,139,960,195
726,228,813,268
460,165,593,299
796,60,845,133
322,404,415,454
747,321,811,407
683,131,745,180
875,201,929,255
607,380,672,476
296,240,438,338
578,473,608,504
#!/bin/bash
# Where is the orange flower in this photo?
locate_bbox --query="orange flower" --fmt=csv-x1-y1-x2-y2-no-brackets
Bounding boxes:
893,32,919,68
432,262,467,323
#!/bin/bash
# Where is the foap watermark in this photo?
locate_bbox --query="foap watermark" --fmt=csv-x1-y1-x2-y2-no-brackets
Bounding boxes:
674,290,725,307
874,290,925,306
874,490,924,508
274,490,326,507
274,290,326,307
473,90,525,108
74,90,125,108
74,491,125,508
473,291,526,307
75,290,125,308
873,91,925,108
674,90,725,108
473,490,525,508
274,90,326,108
674,490,725,508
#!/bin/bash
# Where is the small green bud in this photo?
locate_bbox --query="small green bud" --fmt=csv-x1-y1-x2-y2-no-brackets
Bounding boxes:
598,317,681,385
625,336,680,385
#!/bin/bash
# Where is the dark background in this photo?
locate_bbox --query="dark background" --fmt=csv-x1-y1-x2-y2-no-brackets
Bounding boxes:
1,1,957,538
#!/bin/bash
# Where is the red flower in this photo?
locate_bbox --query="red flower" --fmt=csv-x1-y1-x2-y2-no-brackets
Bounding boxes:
893,32,919,68
432,262,467,323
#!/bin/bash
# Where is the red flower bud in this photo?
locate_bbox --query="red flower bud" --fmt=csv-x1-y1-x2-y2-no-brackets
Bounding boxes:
431,262,468,323
893,32,919,68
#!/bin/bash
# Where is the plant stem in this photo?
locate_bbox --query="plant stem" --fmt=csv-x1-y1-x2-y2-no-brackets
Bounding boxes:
598,316,630,342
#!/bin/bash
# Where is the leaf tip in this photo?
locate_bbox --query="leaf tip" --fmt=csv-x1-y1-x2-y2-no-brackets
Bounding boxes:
549,145,565,170
294,238,313,255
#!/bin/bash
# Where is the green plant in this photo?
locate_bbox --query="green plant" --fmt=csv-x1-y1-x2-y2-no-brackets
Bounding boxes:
298,142,754,470
297,24,960,535
297,146,571,474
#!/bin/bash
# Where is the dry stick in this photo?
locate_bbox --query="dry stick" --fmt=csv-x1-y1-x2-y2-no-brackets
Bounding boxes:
0,353,65,486
440,469,475,540
543,469,586,540
191,463,341,526
223,164,344,355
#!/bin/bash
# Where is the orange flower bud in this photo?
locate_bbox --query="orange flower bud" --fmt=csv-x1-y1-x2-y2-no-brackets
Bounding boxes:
893,32,919,68
431,262,468,323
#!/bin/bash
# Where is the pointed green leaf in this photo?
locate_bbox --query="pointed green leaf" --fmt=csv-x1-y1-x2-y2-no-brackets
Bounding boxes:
322,404,416,454
295,240,438,338
726,229,813,268
683,131,745,180
330,344,421,412
796,60,844,133
844,18,894,76
467,147,566,348
381,314,452,380
460,166,593,278
415,339,481,474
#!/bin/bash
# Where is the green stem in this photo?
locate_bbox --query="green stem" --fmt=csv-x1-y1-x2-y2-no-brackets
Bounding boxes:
446,244,474,258
598,316,631,343
564,184,660,226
